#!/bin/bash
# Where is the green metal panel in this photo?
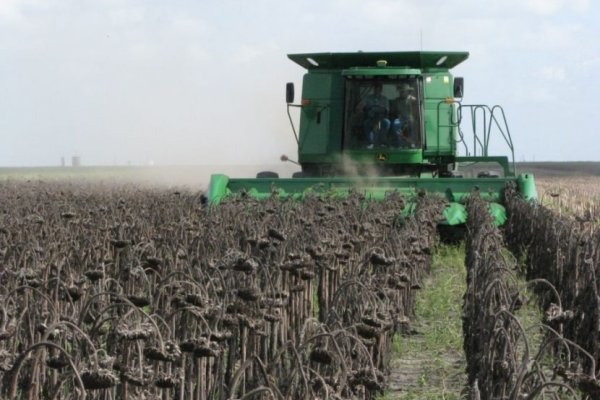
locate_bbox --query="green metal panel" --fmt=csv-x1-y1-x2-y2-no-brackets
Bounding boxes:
207,173,535,226
489,203,507,226
298,72,341,156
342,149,423,164
517,173,537,200
423,73,455,156
209,175,519,202
423,74,453,98
423,104,451,155
442,202,505,226
443,203,467,225
299,149,423,164
208,174,229,203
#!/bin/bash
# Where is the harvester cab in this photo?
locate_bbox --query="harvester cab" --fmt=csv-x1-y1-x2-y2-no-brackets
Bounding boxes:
208,51,537,225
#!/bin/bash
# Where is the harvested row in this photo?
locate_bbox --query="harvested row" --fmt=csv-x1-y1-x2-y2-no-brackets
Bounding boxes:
464,193,598,399
0,182,442,399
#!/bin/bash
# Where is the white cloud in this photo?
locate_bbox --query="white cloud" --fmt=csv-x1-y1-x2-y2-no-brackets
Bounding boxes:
0,0,598,164
578,55,600,71
0,0,30,24
108,6,146,26
165,13,211,37
472,20,586,53
538,66,566,81
523,0,591,15
0,0,21,19
358,0,420,25
0,0,50,23
238,42,280,64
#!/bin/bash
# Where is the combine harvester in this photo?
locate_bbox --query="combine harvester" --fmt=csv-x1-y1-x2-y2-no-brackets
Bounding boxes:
208,51,537,225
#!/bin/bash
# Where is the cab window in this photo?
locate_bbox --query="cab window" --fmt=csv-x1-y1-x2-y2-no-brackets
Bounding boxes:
344,79,421,150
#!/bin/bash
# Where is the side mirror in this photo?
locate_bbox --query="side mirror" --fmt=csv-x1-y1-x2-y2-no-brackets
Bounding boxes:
286,82,294,104
453,77,464,98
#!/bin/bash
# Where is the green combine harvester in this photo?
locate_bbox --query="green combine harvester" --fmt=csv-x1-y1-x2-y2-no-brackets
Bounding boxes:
208,51,537,225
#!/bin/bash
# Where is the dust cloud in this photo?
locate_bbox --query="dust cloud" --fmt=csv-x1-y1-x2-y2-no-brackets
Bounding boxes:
0,164,301,191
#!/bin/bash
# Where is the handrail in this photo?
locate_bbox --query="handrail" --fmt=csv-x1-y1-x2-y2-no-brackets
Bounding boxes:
454,103,470,156
456,104,516,174
470,106,486,156
488,105,515,172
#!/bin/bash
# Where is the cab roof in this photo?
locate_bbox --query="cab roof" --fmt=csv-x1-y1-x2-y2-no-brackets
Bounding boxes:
288,51,469,70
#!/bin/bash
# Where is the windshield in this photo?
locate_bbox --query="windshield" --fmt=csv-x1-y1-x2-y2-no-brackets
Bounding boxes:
344,79,422,150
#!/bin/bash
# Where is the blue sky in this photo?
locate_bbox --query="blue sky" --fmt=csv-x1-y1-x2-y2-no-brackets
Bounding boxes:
0,0,598,166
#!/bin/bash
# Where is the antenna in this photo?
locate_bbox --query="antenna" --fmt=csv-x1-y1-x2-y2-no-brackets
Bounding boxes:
420,29,423,51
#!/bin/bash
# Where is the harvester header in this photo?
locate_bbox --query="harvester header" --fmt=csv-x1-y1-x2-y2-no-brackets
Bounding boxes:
208,51,537,225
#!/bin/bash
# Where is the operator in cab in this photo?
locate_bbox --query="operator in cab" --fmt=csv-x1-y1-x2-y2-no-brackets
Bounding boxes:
357,81,390,149
390,83,418,148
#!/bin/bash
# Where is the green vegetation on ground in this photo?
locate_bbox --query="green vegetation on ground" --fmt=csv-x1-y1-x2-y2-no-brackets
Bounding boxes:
381,243,546,399
382,243,466,399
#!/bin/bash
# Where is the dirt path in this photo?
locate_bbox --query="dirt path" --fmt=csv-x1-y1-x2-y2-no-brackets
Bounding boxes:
384,246,467,399
386,322,465,398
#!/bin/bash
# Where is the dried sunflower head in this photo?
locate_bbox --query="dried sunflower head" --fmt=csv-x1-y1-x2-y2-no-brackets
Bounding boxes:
80,369,119,390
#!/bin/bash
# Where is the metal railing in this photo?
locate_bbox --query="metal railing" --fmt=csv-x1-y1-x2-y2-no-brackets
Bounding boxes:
439,101,516,174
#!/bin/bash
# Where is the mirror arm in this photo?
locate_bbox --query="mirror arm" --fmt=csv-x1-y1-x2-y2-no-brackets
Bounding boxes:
287,104,299,144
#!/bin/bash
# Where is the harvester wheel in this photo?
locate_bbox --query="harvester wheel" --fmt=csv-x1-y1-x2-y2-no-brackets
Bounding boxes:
256,171,279,178
292,172,305,178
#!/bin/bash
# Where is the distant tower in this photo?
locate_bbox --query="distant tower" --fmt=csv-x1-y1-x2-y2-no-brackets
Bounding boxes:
61,157,65,167
72,156,81,167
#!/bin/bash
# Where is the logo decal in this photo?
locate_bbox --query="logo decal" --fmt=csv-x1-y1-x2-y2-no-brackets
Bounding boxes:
376,153,388,162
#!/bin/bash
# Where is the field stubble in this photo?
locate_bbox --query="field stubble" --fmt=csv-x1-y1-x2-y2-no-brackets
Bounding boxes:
536,176,600,224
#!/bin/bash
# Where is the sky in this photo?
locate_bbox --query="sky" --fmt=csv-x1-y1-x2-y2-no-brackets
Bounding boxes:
0,0,598,166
